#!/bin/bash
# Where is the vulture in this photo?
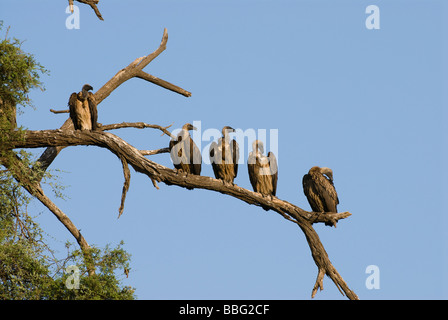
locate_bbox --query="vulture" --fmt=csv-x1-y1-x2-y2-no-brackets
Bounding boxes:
302,166,339,225
68,84,98,131
247,140,278,210
169,123,202,178
209,126,239,184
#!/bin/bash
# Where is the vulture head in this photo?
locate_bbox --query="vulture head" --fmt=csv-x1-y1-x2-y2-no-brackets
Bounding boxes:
310,166,334,181
252,139,264,155
80,84,93,100
182,123,197,131
320,167,334,181
82,84,93,92
222,125,235,136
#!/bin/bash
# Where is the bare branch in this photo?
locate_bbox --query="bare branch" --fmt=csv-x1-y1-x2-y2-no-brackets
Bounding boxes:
118,156,131,219
50,109,69,114
74,0,103,21
101,122,175,139
35,28,189,176
312,268,325,298
305,211,352,227
6,128,358,299
140,148,170,156
9,129,352,228
135,70,192,97
1,151,95,275
6,28,359,299
68,0,74,13
93,28,189,104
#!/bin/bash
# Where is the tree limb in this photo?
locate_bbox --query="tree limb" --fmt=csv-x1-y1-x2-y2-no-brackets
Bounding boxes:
6,28,359,299
118,156,130,219
50,109,69,114
0,151,95,276
100,122,175,139
134,70,192,97
7,129,358,299
140,147,170,156
35,28,189,176
74,0,103,21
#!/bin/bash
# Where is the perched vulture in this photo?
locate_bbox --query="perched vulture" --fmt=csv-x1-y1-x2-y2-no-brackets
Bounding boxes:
169,123,202,178
68,84,98,131
209,126,239,184
247,140,278,210
302,166,339,225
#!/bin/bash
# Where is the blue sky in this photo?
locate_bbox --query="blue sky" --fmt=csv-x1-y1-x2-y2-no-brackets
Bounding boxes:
2,0,447,299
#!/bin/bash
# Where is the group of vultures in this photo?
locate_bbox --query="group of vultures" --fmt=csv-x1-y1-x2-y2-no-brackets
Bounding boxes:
69,84,340,217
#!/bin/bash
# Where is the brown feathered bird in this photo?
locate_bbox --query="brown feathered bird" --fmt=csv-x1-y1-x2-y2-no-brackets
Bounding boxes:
302,166,339,225
169,123,202,178
68,84,98,131
209,126,239,184
248,140,278,210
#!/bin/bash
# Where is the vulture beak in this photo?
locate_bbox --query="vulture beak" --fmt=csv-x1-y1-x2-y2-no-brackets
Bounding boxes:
321,167,334,181
83,84,93,92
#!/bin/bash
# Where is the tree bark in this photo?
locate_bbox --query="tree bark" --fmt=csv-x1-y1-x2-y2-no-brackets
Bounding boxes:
7,128,357,299
2,28,358,299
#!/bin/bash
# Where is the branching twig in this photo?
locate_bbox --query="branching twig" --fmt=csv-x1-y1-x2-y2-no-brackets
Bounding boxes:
118,156,130,219
312,268,325,298
101,122,175,139
140,148,170,156
35,28,189,176
74,0,103,20
7,129,358,299
0,151,95,276
50,109,69,114
5,29,359,299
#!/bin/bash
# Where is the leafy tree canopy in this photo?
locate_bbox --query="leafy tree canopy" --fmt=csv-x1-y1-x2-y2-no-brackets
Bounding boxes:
0,23,135,300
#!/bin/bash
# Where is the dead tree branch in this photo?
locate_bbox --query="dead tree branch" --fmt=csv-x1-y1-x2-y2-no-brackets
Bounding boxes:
100,122,175,139
0,151,95,276
3,28,359,299
7,129,358,299
140,148,170,156
35,28,189,176
50,109,69,114
71,0,104,21
118,156,131,219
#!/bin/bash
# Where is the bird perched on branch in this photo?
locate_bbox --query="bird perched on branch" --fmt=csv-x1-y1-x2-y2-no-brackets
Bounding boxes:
209,126,239,184
302,166,339,226
68,84,98,131
248,140,278,210
169,123,202,179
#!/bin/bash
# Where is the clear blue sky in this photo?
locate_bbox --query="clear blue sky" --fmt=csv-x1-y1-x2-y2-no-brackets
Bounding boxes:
2,0,447,299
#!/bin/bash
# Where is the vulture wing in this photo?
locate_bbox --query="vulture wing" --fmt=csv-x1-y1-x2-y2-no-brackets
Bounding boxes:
87,92,98,130
247,152,259,192
302,173,322,212
268,152,278,196
190,137,202,175
68,92,79,130
209,141,220,179
231,139,239,178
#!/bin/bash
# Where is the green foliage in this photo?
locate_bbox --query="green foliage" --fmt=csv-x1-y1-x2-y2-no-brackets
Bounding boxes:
49,242,135,300
0,170,55,299
0,24,136,300
0,21,48,110
0,169,136,300
0,21,48,159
